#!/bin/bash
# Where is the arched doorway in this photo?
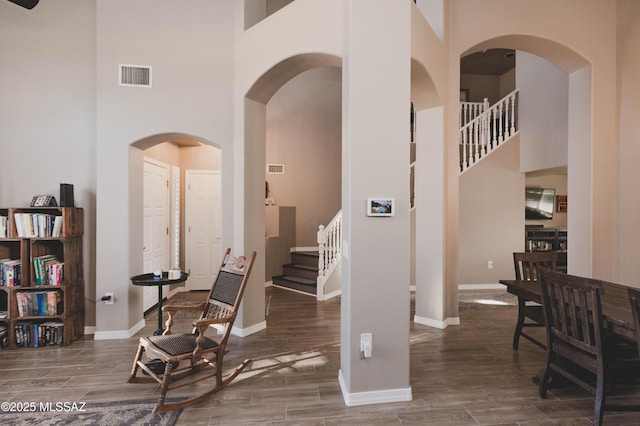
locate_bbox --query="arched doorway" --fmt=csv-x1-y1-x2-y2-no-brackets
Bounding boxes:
129,134,222,312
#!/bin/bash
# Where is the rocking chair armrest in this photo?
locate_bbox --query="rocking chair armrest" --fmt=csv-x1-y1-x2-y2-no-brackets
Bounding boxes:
163,301,206,313
192,313,236,329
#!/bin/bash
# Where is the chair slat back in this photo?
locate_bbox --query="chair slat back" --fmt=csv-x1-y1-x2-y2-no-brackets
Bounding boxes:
513,251,559,281
198,249,256,331
539,267,604,356
628,287,640,355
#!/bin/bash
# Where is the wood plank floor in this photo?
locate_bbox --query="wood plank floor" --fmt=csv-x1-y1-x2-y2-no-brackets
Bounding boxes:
2,287,640,425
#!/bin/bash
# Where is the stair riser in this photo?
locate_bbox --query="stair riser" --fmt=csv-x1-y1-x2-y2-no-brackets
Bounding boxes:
290,252,318,268
282,266,318,281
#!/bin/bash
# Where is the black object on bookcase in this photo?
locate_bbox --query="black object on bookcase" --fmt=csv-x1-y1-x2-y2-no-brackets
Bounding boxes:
7,0,40,10
59,183,75,207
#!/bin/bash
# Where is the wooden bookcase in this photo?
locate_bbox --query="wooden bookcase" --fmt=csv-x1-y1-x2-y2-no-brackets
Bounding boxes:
0,207,83,349
525,226,567,271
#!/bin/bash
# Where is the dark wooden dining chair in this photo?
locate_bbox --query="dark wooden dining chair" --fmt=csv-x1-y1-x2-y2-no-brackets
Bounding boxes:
128,248,256,412
511,251,559,350
603,287,640,412
538,267,608,425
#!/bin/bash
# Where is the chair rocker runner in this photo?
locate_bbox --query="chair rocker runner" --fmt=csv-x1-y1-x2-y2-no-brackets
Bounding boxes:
128,248,257,412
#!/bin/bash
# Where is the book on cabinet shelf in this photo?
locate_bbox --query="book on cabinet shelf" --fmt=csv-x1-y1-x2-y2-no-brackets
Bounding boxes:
0,215,7,238
15,290,61,317
14,213,63,238
32,255,63,286
0,259,21,286
14,321,63,347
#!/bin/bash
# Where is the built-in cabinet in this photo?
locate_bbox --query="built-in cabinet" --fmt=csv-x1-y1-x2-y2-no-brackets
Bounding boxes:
525,226,567,271
0,207,83,349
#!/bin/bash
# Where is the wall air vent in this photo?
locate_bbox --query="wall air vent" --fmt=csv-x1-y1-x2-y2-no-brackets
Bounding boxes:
119,64,152,87
266,164,285,174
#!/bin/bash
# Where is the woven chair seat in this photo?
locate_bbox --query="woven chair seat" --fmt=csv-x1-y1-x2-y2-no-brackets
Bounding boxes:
148,334,218,357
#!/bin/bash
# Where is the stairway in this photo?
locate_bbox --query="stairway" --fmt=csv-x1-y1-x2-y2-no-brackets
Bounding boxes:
272,251,319,296
459,89,519,174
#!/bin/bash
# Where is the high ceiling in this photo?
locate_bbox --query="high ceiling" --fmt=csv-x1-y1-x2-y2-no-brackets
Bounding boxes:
461,49,515,76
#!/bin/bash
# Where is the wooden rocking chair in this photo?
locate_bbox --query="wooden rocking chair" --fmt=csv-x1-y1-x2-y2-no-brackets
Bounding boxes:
128,248,256,412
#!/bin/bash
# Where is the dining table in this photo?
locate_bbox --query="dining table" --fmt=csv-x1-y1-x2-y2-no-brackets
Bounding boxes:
500,278,637,343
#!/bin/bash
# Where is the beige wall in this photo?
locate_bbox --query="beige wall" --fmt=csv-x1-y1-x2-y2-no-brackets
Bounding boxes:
615,0,640,287
459,137,524,285
0,0,97,326
517,51,569,173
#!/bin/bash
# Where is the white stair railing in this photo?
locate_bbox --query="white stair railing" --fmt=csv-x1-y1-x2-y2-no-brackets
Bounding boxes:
317,210,342,300
459,89,519,174
459,100,487,129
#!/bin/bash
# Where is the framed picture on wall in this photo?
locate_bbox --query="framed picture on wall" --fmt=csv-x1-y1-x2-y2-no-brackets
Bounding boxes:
367,198,394,217
556,195,567,213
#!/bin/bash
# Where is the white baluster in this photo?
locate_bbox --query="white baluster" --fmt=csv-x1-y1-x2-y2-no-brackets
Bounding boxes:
504,97,511,139
317,225,326,277
498,103,504,143
510,92,516,135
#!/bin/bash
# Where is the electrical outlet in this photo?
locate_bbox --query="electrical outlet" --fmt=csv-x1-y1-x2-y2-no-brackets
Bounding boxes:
104,292,114,305
360,333,372,358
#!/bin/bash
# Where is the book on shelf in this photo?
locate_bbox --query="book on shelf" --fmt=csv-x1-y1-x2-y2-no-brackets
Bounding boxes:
0,215,7,238
14,321,63,347
14,213,63,238
0,259,21,286
32,255,63,286
15,291,61,317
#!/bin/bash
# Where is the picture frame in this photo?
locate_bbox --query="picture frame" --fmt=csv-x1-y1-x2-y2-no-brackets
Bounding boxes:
556,195,567,213
30,195,58,207
367,198,394,217
459,88,469,102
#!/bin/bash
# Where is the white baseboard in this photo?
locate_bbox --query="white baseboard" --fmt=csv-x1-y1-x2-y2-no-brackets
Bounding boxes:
84,326,96,335
413,314,460,329
232,320,266,337
319,289,341,301
339,369,412,406
458,284,506,291
93,319,145,340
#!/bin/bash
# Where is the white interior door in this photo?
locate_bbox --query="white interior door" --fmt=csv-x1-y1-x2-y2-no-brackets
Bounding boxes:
143,158,170,311
186,170,221,291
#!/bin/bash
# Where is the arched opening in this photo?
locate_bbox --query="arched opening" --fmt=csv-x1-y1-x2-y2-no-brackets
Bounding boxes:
129,133,222,316
457,36,592,306
240,53,343,324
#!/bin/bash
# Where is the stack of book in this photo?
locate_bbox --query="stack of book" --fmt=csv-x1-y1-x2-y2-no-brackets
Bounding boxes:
14,213,63,238
0,215,7,238
32,255,63,286
14,322,63,347
0,259,21,286
16,291,61,317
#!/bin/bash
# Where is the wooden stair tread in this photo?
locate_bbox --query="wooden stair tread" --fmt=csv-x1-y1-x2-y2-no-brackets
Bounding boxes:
284,263,318,272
